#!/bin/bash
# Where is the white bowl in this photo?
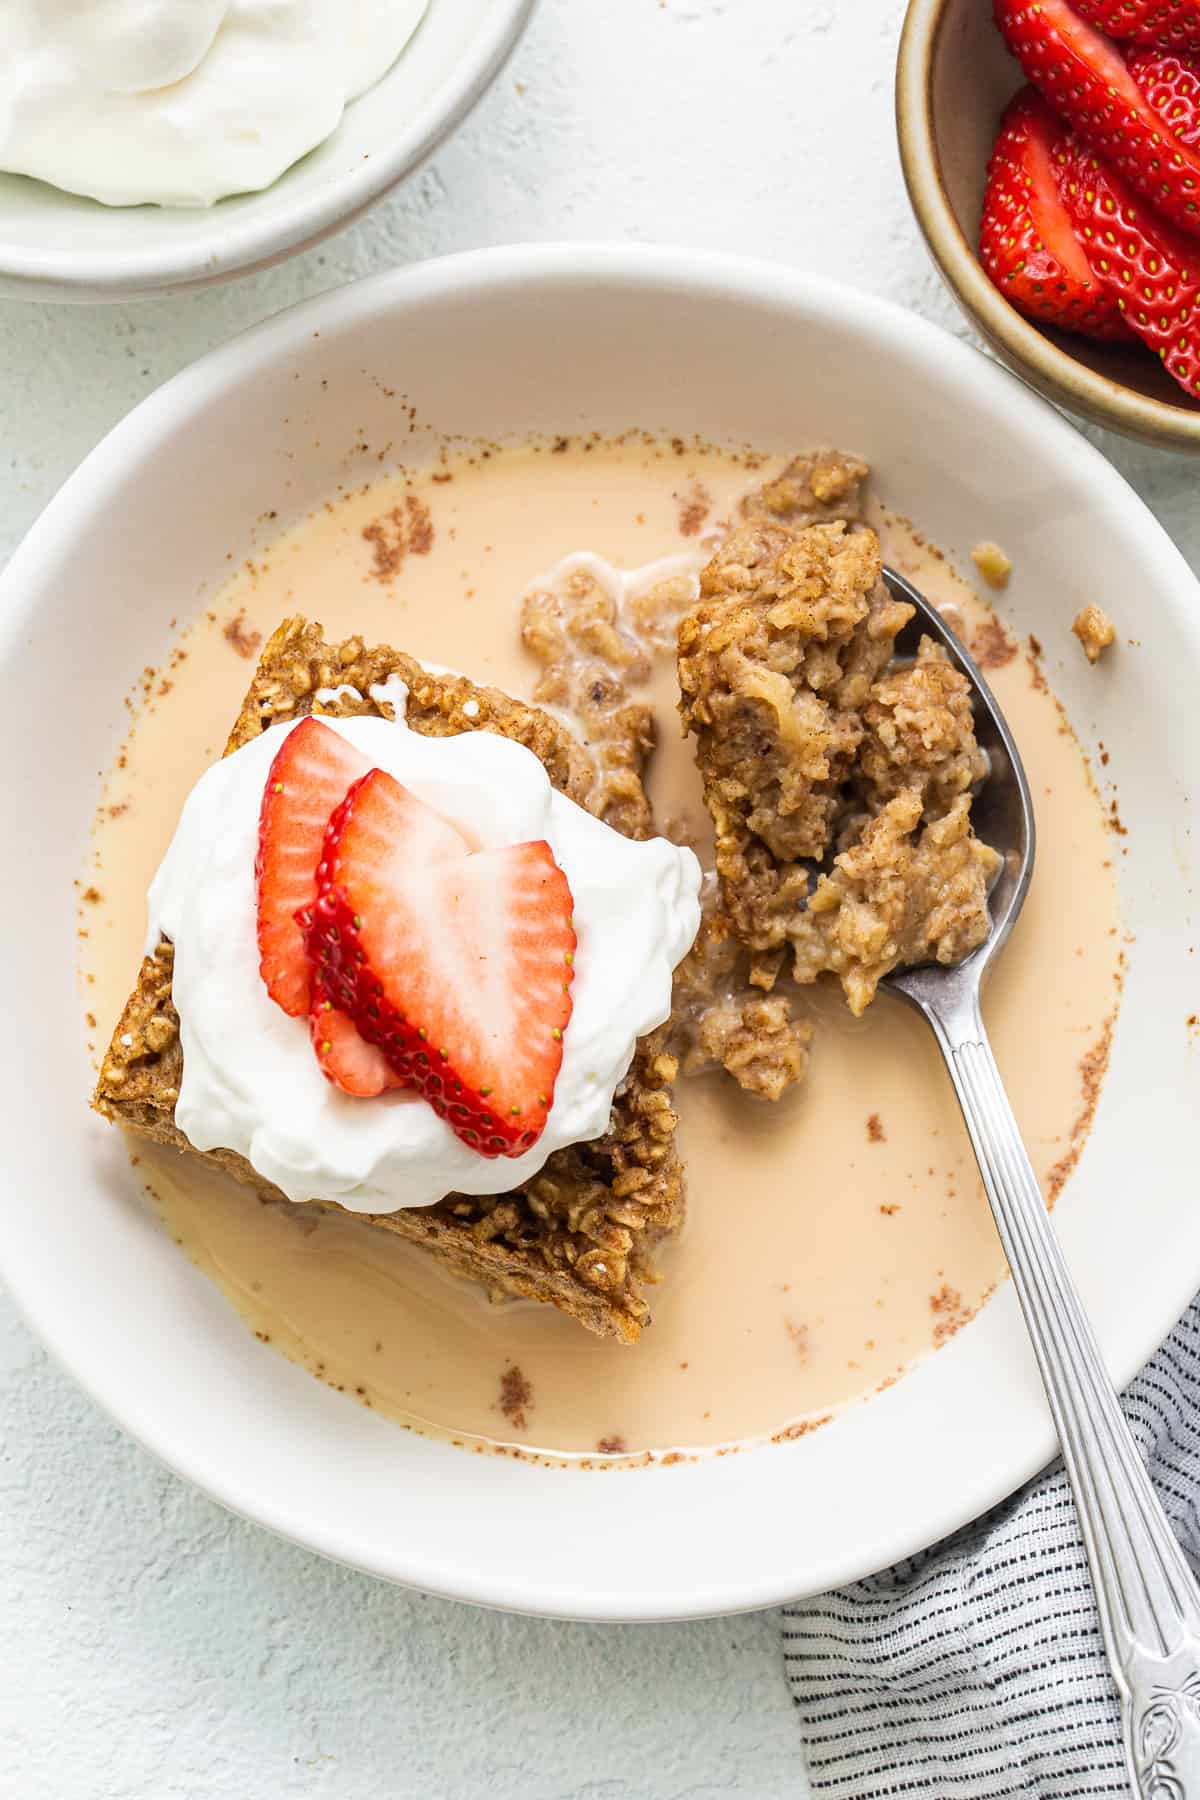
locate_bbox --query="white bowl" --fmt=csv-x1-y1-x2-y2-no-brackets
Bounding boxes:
2,245,1198,1620
0,0,534,303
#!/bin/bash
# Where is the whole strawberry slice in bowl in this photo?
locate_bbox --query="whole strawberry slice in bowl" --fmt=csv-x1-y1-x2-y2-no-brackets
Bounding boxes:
1128,44,1200,150
1061,144,1200,397
994,0,1200,240
1073,0,1200,51
981,86,1132,337
309,767,577,1158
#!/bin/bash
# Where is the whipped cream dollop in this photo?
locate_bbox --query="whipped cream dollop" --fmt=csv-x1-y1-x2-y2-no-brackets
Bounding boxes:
147,697,701,1212
0,0,428,208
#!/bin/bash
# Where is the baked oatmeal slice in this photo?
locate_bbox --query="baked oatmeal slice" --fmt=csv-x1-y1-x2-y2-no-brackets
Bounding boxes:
677,517,911,949
94,616,684,1344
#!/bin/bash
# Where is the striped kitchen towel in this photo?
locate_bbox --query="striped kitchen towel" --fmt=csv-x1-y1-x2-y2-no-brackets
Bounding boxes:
782,1297,1200,1797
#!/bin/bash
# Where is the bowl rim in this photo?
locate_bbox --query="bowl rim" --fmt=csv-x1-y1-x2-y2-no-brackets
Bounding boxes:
5,242,1200,1620
895,0,1200,450
0,0,536,302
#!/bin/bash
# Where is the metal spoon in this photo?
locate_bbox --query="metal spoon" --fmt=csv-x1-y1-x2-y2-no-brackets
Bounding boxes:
881,566,1200,1799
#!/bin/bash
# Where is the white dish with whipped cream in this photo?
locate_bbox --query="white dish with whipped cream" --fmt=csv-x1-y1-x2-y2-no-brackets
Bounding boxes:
1,0,431,209
0,0,533,300
153,692,700,1210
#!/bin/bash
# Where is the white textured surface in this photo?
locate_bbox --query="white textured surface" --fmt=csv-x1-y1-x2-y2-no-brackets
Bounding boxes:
3,2,1198,1795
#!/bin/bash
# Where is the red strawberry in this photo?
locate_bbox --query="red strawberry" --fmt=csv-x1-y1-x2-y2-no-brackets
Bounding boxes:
1129,45,1200,148
1073,1,1200,50
980,88,1133,336
1061,147,1200,396
309,972,406,1098
309,768,576,1158
304,755,470,1096
994,0,1200,239
256,717,370,1016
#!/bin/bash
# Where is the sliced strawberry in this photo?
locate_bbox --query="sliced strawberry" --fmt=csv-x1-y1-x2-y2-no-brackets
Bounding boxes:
304,760,471,1095
309,768,576,1158
1129,45,1200,148
1061,147,1200,396
994,0,1200,239
308,970,406,1098
310,761,471,897
256,717,371,1017
1073,1,1200,50
980,88,1133,337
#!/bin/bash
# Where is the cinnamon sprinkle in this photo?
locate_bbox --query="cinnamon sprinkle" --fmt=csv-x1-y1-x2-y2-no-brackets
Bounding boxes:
223,611,262,660
930,1283,972,1347
675,479,711,537
1045,1012,1117,1205
971,617,1018,671
771,1415,833,1443
362,507,407,580
362,495,435,580
405,493,434,556
497,1363,533,1431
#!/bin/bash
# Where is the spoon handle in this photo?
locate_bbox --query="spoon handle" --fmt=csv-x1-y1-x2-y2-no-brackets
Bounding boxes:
926,990,1200,1800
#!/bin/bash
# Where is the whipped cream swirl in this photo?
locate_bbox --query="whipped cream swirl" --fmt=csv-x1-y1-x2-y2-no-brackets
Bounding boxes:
0,0,428,208
146,701,701,1212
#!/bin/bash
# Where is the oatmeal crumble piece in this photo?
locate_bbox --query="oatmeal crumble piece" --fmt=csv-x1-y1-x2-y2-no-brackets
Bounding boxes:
741,449,870,529
678,518,906,949
672,913,812,1102
521,561,656,838
857,637,989,817
971,541,1012,589
1072,604,1116,665
791,791,1000,1015
678,503,999,1021
627,571,700,651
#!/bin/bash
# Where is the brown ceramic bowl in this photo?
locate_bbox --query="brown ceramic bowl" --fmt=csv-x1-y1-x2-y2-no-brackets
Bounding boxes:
896,0,1200,449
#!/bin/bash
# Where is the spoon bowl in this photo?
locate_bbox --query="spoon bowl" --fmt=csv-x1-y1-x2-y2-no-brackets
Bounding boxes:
881,563,1036,997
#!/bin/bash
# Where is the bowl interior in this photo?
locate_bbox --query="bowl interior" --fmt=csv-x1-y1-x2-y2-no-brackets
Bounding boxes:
0,0,529,299
2,248,1199,1619
919,0,1200,422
